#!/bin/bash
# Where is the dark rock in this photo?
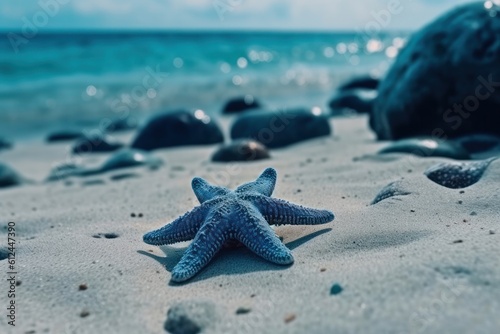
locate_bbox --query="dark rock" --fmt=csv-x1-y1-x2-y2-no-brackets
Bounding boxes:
0,137,13,150
72,134,123,154
338,76,379,91
222,95,261,114
0,163,23,188
131,110,224,151
378,138,470,160
230,108,331,148
372,3,500,140
330,283,343,295
103,117,138,132
46,130,83,142
453,134,500,153
164,300,218,334
424,158,496,189
211,140,270,162
329,90,376,115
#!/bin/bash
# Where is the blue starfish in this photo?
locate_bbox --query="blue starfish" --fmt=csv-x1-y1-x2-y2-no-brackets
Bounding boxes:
143,168,335,282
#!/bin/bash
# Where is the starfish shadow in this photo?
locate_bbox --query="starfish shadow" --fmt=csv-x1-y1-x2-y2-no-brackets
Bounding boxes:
137,227,332,285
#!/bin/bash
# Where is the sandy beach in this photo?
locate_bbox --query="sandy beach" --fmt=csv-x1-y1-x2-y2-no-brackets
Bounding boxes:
1,115,499,333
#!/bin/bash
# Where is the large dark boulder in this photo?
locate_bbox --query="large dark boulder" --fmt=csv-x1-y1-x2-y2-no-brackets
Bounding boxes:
230,108,331,148
131,110,224,151
372,3,500,140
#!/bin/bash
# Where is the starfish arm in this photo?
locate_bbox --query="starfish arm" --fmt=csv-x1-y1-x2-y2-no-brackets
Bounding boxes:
191,177,230,203
248,195,335,226
235,206,294,265
235,167,277,196
143,203,210,245
170,210,229,282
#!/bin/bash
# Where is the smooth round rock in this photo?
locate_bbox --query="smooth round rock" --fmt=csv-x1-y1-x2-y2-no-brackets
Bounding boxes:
131,110,224,151
72,134,123,154
0,163,23,188
222,95,261,114
372,3,500,140
338,76,379,91
230,108,331,148
211,140,270,162
46,130,83,142
378,138,470,160
99,148,163,173
329,90,376,115
104,117,138,132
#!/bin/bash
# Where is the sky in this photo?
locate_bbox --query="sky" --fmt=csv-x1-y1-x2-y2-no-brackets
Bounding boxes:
0,0,476,31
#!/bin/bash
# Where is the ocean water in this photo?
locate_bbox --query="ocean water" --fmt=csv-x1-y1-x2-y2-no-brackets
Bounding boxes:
0,31,408,140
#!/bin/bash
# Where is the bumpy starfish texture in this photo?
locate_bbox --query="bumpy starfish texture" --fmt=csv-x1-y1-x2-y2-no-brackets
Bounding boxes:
143,168,335,282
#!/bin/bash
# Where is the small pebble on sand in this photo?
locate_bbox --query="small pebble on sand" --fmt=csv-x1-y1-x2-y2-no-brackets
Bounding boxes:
284,313,296,324
330,283,343,295
236,307,251,315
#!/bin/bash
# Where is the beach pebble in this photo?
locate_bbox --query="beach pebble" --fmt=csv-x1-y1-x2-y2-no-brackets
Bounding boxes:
371,180,411,205
0,137,13,150
131,110,224,151
46,130,82,142
0,163,24,188
329,89,376,115
222,95,261,114
371,2,500,140
424,158,496,189
378,138,470,160
103,117,138,132
164,300,218,334
330,283,343,295
211,139,270,162
98,148,163,173
338,76,379,91
72,134,123,154
235,307,251,315
230,108,331,148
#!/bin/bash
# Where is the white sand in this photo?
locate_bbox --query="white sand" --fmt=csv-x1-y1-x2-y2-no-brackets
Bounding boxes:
0,116,499,334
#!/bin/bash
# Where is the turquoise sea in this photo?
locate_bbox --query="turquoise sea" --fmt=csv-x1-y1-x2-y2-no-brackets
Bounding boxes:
0,31,408,139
